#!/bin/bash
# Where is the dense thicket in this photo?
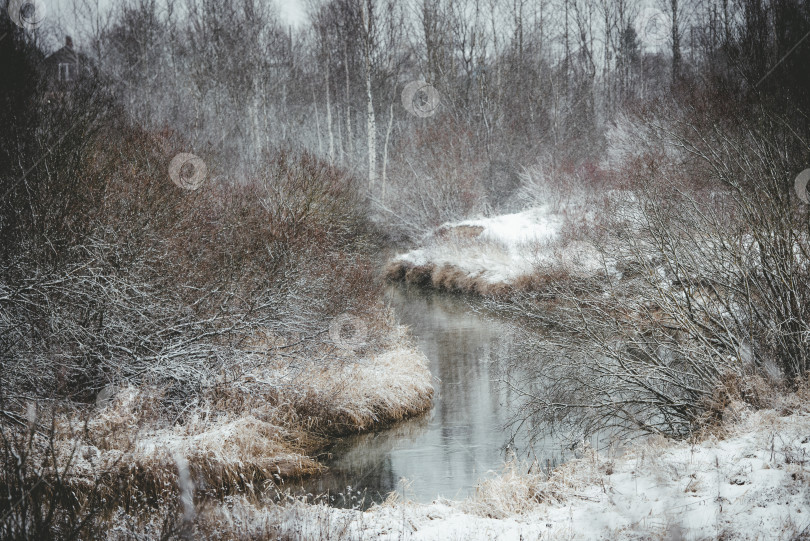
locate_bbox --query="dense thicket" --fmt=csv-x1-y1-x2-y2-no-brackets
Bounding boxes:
0,10,381,410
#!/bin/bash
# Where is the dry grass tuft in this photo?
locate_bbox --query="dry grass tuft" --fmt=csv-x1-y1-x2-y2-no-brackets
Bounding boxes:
431,264,479,292
434,225,485,240
84,386,163,449
131,415,323,491
384,260,408,282
404,264,436,287
387,258,516,297
462,463,548,519
284,344,435,434
694,372,793,441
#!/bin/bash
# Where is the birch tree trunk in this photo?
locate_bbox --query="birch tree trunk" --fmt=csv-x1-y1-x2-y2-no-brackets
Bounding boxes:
382,90,395,196
325,56,335,164
361,0,376,187
313,87,323,155
337,106,344,164
344,45,353,158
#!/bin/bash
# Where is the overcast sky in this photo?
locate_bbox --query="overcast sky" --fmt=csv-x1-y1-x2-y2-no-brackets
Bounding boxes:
277,0,307,27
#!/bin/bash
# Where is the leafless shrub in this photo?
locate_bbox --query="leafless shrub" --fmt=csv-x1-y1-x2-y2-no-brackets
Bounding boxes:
494,108,810,442
1,127,383,401
372,119,487,239
0,90,396,527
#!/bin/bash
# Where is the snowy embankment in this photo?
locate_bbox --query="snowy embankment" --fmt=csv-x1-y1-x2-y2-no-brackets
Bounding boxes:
218,398,810,540
58,326,434,491
386,206,606,294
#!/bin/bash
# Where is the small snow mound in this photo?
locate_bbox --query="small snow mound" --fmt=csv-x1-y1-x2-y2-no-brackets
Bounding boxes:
389,207,563,288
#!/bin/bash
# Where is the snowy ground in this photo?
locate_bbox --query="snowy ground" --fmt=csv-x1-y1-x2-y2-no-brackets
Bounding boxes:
388,206,609,290
58,330,435,492
233,402,810,540
392,207,561,285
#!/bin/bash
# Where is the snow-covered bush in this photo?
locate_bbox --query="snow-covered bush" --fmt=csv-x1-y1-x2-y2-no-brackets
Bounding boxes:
0,98,392,534
0,141,381,405
496,107,810,440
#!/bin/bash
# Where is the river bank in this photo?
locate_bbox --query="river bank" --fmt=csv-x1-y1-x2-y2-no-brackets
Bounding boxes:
184,391,810,540
385,205,609,296
44,280,810,540
294,285,568,509
43,322,434,508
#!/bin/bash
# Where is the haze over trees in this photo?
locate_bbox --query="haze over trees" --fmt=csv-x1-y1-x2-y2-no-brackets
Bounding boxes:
60,0,806,233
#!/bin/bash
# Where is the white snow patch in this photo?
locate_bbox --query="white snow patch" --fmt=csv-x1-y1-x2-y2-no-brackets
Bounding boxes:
260,406,810,540
455,207,561,246
392,206,565,285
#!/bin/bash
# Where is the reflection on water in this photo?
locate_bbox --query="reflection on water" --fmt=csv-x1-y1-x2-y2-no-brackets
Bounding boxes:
291,286,568,508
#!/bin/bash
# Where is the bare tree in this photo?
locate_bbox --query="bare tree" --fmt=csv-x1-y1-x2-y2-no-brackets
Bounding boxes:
494,108,810,442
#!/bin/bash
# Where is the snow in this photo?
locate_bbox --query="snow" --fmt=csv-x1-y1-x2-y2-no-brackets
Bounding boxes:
257,405,810,540
391,206,626,286
393,206,564,285
456,207,561,246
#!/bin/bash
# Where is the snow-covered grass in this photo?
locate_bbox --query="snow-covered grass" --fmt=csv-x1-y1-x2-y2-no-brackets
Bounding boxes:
199,394,810,540
51,325,434,500
386,204,623,294
386,207,564,293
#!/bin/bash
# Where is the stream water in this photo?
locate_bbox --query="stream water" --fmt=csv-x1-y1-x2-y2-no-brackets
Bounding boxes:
293,285,574,509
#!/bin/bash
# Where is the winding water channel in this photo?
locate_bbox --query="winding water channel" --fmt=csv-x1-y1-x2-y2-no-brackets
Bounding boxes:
295,285,574,508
